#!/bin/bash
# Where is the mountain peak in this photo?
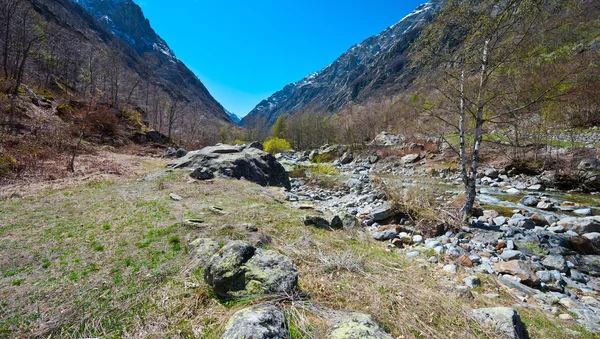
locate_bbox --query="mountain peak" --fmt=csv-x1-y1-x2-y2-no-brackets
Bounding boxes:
241,1,440,127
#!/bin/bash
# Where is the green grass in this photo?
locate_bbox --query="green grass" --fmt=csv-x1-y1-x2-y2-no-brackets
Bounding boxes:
0,157,593,339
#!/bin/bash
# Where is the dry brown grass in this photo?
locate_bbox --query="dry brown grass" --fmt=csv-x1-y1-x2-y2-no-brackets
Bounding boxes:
0,158,592,338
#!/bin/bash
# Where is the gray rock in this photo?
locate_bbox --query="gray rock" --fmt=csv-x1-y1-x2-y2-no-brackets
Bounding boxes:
303,216,331,229
570,269,587,283
191,167,215,180
339,152,354,164
369,132,404,147
583,232,600,242
246,141,264,150
168,145,291,189
372,229,398,241
508,217,536,230
493,216,508,226
465,276,482,288
471,307,529,339
485,168,499,179
443,264,457,274
557,216,600,235
548,226,565,233
506,188,521,195
169,193,182,201
203,241,298,298
578,158,600,171
369,202,395,221
329,312,394,339
401,154,420,164
335,213,359,229
204,241,255,297
519,196,538,207
536,270,562,283
541,255,568,273
190,238,221,266
536,202,554,211
574,208,593,216
244,249,298,295
494,261,540,287
500,250,525,261
221,304,290,339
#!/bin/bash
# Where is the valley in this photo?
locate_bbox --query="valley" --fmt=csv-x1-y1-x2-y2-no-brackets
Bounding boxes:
1,0,599,338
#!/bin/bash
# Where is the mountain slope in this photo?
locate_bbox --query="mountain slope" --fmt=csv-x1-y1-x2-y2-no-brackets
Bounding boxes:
241,0,442,128
71,0,232,124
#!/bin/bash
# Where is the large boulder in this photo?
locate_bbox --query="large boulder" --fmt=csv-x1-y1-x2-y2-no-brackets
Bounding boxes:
221,304,290,339
472,307,529,339
578,158,600,171
369,132,404,147
203,241,298,298
368,202,395,222
244,249,299,296
168,144,290,190
329,312,394,339
557,216,600,235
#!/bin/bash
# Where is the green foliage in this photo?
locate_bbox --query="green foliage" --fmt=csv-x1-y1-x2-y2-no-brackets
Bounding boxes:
311,153,337,163
517,241,548,256
0,153,18,174
270,115,288,139
264,138,291,154
308,163,339,176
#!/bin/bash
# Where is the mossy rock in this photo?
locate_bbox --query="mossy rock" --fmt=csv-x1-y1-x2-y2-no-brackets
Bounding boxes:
244,249,298,295
220,304,290,339
190,238,221,267
329,312,393,339
203,241,298,298
0,153,18,175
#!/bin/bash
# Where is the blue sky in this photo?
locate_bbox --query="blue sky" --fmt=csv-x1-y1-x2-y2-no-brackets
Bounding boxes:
134,0,426,117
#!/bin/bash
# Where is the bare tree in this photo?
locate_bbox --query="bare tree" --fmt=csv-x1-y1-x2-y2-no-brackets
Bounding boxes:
412,0,579,220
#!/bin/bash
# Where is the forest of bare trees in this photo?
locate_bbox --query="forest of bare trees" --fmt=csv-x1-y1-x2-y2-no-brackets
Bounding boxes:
0,0,222,147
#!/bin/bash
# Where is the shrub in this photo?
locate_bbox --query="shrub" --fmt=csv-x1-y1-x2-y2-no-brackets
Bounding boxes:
0,153,18,175
312,153,337,163
83,107,119,136
264,138,291,154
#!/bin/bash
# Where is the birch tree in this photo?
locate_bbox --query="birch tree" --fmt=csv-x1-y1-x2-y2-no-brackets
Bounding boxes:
412,0,579,220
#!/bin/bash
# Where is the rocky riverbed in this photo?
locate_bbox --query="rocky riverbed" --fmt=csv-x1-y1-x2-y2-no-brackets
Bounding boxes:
277,143,600,335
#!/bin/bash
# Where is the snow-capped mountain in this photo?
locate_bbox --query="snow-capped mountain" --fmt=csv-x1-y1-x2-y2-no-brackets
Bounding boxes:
73,0,232,123
241,0,443,127
225,109,241,124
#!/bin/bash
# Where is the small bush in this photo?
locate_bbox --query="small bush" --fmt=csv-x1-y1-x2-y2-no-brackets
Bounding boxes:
83,108,119,136
0,153,18,175
312,153,337,163
289,167,307,178
264,138,291,154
